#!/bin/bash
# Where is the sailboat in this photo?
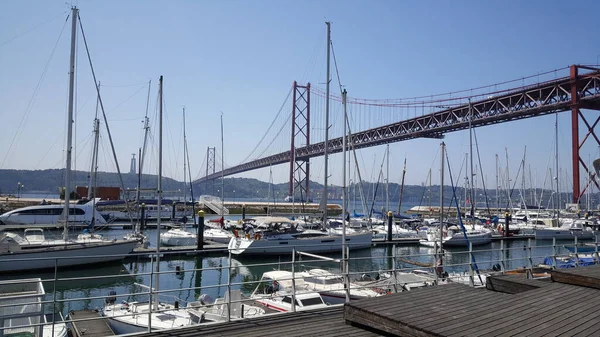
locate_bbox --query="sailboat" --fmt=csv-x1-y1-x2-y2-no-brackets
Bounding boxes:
160,109,233,247
0,7,138,273
419,143,492,248
160,107,197,247
228,22,372,256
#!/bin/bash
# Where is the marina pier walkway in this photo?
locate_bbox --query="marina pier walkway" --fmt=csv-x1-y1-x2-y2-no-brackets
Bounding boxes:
135,264,600,337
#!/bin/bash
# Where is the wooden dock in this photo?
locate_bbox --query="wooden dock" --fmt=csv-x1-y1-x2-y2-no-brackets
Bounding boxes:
111,265,600,336
69,310,115,337
344,266,600,336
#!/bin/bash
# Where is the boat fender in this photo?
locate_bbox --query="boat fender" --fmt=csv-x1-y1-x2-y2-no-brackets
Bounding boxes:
106,290,117,305
234,229,239,238
254,233,261,240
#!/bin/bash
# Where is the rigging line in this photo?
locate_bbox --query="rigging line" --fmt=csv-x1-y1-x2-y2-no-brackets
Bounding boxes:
330,40,344,95
106,84,148,115
0,10,68,48
473,128,492,215
253,105,294,160
238,85,293,164
0,15,70,170
78,13,135,225
444,148,484,284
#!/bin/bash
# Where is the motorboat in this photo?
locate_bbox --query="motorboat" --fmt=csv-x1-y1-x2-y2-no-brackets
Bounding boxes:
420,223,492,247
0,278,68,337
186,290,267,322
228,217,372,255
299,268,382,304
0,198,107,230
203,227,234,244
160,227,196,246
535,220,595,240
250,271,329,312
101,292,197,334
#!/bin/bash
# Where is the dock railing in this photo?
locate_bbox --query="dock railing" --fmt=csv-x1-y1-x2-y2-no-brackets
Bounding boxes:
2,236,600,335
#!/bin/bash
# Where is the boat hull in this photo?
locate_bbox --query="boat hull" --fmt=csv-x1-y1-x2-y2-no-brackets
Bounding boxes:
535,229,595,240
0,240,137,272
228,232,372,255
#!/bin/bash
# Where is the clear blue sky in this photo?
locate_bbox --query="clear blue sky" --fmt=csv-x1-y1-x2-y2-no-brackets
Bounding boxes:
1,0,599,195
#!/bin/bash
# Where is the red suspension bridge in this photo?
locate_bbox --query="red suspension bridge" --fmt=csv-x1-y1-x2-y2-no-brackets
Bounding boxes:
197,65,600,205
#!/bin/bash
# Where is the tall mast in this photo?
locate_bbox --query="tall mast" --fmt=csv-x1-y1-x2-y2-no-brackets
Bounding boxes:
341,89,348,302
439,142,445,268
555,111,560,221
63,6,78,241
386,144,390,212
495,154,500,211
183,107,187,206
468,99,474,223
220,113,224,216
155,75,163,309
321,21,331,228
88,82,100,200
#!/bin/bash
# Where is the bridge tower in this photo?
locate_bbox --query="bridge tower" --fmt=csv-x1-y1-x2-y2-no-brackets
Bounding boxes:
571,65,600,204
206,146,216,195
289,81,311,202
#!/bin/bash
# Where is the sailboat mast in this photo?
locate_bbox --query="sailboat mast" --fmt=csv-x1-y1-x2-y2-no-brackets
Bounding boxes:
386,144,389,212
495,154,500,211
220,113,224,216
63,6,78,241
155,75,163,309
341,89,348,301
183,108,187,206
468,99,474,222
88,82,100,200
320,21,331,228
555,111,560,220
439,142,445,269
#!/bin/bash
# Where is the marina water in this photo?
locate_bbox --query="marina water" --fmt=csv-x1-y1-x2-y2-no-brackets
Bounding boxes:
0,198,583,318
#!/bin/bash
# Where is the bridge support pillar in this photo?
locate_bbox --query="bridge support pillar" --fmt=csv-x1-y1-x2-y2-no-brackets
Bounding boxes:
289,81,311,202
570,65,600,205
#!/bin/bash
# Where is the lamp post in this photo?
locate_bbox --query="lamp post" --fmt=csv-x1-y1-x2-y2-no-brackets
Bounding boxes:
17,182,21,199
233,189,236,201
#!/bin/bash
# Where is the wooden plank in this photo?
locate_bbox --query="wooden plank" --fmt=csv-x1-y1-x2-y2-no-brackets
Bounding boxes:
493,292,598,336
345,304,433,337
461,286,591,337
410,283,566,334
523,292,600,337
437,284,585,336
485,274,546,293
408,289,506,326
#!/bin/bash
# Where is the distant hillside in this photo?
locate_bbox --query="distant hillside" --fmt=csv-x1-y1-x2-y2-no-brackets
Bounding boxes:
0,169,576,209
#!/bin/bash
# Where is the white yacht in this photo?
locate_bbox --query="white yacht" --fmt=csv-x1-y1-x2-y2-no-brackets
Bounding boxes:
420,223,492,247
299,268,382,304
535,219,595,240
0,199,107,230
228,217,372,255
160,227,196,246
250,271,329,312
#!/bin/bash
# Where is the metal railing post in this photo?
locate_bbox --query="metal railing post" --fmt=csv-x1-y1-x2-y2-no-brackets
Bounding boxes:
52,258,58,337
469,241,474,287
552,237,557,269
595,235,599,264
291,249,296,312
227,251,232,322
344,245,350,302
500,239,506,273
527,238,533,279
574,236,579,268
148,254,154,332
392,248,398,293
